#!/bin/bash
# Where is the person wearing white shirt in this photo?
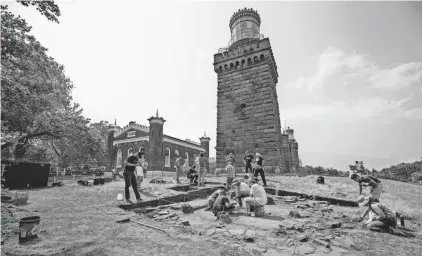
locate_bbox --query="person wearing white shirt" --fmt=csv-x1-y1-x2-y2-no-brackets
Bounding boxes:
243,178,267,216
135,159,144,191
231,179,250,207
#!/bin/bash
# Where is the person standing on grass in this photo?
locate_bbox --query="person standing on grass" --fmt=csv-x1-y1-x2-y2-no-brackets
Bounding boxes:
225,161,236,189
198,152,208,186
142,160,148,178
135,159,144,191
123,152,143,204
350,173,382,200
357,196,397,233
243,151,254,174
175,155,183,184
253,153,267,187
226,152,236,165
244,178,267,216
231,179,250,207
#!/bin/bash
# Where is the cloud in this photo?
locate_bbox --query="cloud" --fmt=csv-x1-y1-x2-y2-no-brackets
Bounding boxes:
370,62,422,91
289,46,422,92
404,108,422,120
282,95,413,122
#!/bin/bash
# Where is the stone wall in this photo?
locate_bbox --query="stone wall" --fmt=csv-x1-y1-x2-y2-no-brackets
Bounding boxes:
214,38,286,172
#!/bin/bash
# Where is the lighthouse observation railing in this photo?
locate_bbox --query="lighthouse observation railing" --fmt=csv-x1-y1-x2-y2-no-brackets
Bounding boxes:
218,32,265,53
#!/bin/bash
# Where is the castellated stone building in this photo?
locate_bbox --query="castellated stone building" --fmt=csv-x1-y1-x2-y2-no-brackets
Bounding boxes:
106,111,210,172
213,8,300,173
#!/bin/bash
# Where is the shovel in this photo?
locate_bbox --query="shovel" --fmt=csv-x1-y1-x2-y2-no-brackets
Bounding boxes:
116,217,173,238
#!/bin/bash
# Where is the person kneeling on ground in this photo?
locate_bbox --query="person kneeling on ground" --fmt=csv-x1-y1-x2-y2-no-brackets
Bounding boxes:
357,195,397,233
232,179,250,207
244,178,267,216
212,189,236,217
206,186,226,211
225,161,236,189
187,165,199,184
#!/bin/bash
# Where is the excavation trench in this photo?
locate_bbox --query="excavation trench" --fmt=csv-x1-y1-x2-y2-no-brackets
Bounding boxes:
118,184,357,212
118,185,222,210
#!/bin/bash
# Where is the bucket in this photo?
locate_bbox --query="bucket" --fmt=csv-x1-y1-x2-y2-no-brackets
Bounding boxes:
254,206,265,217
19,216,41,242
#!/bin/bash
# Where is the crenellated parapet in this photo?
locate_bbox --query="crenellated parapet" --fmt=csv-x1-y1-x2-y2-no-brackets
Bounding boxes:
229,8,261,28
113,122,150,138
214,38,278,84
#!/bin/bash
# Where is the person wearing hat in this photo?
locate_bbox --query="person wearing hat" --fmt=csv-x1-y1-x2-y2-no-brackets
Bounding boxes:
357,195,397,232
225,161,236,189
123,152,143,204
226,152,236,165
350,173,382,201
244,178,267,216
212,189,236,216
232,179,250,207
253,153,267,187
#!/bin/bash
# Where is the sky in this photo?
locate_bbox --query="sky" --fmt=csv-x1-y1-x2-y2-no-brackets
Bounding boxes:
6,1,422,170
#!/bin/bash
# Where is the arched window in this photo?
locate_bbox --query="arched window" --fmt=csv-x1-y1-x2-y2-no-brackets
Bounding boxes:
165,148,171,167
116,149,122,168
138,147,145,160
185,152,189,167
127,148,133,158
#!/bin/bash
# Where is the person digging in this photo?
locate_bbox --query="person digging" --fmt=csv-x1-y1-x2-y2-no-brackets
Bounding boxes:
205,186,226,211
187,165,199,185
231,178,250,207
123,152,143,204
212,189,236,218
350,173,383,201
244,177,267,216
357,195,397,233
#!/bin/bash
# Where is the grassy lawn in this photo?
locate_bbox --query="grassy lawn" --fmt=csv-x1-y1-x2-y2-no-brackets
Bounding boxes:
1,180,251,256
2,174,421,256
206,173,422,220
267,175,422,220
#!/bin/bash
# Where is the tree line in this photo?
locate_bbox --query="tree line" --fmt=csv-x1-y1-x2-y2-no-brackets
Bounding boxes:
1,1,111,169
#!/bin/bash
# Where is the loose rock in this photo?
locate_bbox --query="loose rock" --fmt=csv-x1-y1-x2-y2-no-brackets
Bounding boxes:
289,211,301,218
313,239,331,248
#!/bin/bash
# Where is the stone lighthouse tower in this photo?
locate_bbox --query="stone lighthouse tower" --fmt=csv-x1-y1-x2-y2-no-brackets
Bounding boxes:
213,8,285,172
286,127,300,169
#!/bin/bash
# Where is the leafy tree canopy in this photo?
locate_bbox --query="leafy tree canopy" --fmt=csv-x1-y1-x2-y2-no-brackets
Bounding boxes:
17,0,61,23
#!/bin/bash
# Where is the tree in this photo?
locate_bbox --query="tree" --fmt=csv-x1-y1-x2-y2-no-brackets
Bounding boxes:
1,6,107,166
17,0,61,23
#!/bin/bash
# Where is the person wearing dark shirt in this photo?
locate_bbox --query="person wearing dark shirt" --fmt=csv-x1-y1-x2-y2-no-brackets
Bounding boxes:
124,152,143,204
243,151,254,174
253,153,267,186
212,190,235,216
187,165,199,184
